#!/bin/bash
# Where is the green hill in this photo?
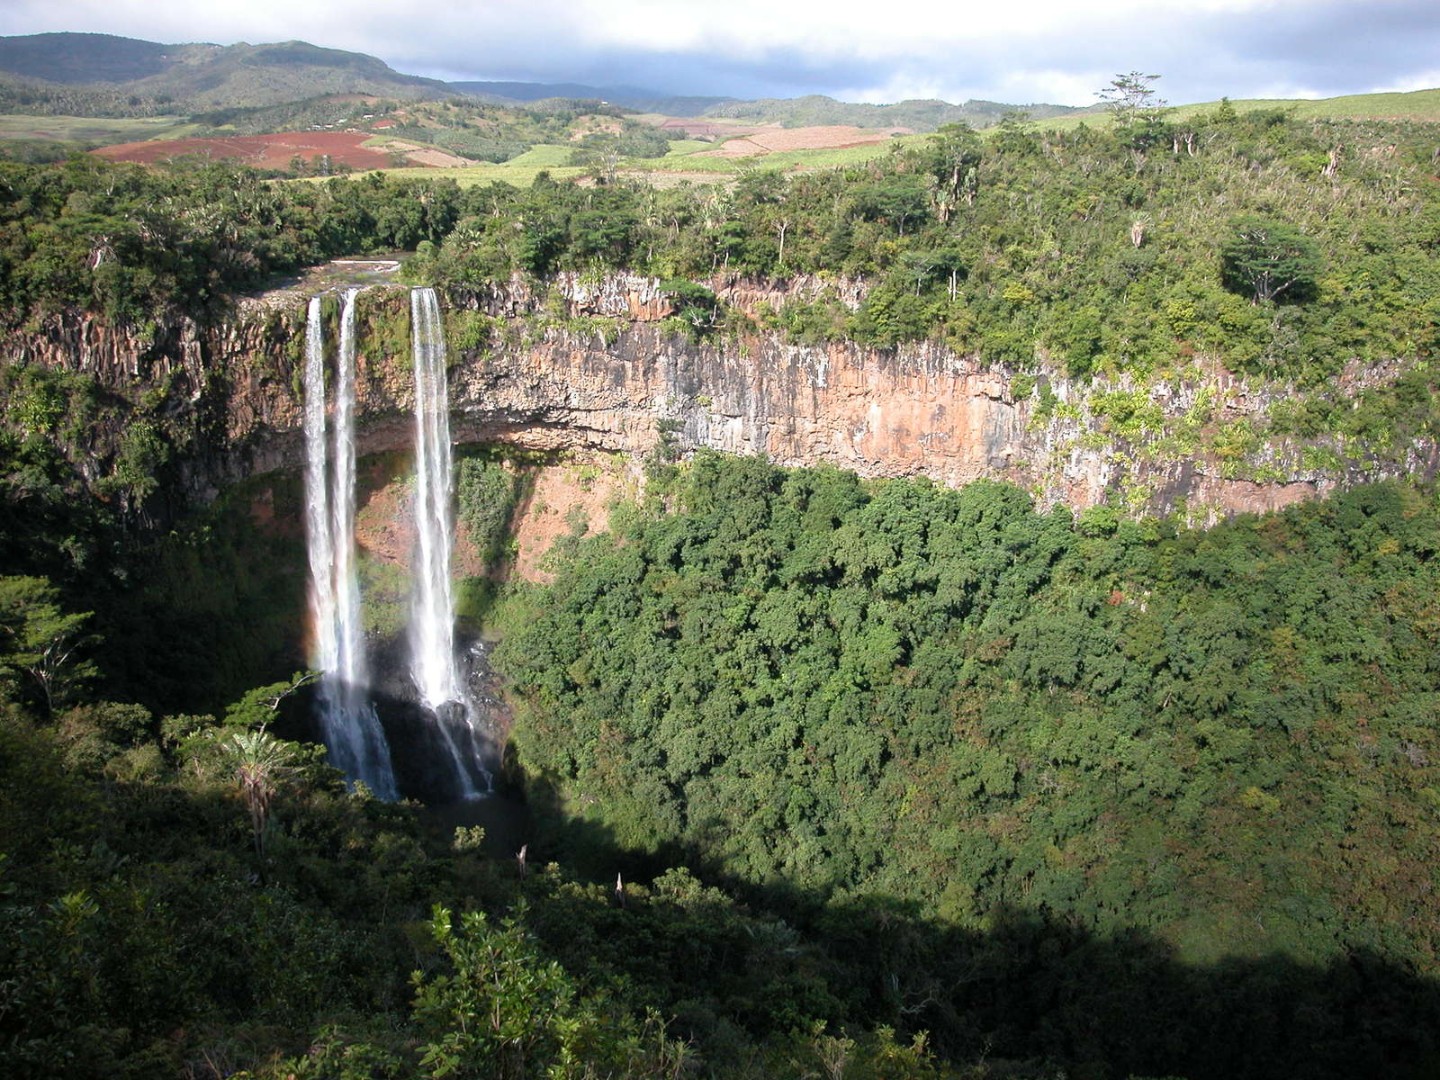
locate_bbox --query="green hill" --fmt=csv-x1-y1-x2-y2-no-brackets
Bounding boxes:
0,31,173,83
0,31,455,115
1034,87,1440,134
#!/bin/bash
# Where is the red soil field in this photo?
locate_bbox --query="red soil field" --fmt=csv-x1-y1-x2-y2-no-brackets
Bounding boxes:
92,130,401,171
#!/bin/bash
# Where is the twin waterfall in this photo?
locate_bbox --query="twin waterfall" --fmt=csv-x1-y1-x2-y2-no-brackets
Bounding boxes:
303,287,483,800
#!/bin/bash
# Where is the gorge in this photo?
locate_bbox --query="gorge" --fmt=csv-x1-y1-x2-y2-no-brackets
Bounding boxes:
55,269,1419,810
5,113,1440,1077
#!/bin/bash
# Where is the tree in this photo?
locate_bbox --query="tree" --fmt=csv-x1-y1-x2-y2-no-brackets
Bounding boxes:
1098,71,1168,151
412,903,686,1079
917,123,982,221
1220,215,1323,303
225,728,297,859
0,575,95,717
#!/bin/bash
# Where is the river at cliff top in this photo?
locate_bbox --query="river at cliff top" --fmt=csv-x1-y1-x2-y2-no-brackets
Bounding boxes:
264,256,406,296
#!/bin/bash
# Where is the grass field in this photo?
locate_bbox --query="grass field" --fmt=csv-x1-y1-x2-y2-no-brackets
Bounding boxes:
0,114,204,144
361,143,589,187
1027,87,1440,134
361,136,912,188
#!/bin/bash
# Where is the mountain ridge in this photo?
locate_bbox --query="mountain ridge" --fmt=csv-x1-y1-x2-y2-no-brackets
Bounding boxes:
0,30,1086,129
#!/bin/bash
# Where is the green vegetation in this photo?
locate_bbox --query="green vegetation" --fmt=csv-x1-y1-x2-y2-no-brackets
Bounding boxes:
456,453,527,569
4,73,1440,1079
403,106,1440,389
0,157,465,322
6,446,1440,1077
494,453,1440,1073
1220,214,1324,303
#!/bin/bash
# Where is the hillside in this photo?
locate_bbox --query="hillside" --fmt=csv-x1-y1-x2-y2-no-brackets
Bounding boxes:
0,32,454,114
701,92,1089,129
0,31,173,83
0,31,1089,133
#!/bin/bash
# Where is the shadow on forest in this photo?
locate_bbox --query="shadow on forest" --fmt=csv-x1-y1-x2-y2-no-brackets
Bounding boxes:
515,778,1440,1080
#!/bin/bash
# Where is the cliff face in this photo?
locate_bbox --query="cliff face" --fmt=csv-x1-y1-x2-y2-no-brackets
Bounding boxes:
4,273,1433,524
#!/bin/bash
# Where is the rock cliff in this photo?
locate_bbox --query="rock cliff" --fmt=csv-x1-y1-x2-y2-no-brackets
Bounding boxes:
4,272,1433,525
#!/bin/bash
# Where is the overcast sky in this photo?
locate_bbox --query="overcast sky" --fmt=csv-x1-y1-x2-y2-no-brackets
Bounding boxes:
0,0,1437,107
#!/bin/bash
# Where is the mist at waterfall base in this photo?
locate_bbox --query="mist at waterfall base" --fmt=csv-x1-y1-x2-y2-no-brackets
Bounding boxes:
296,287,501,809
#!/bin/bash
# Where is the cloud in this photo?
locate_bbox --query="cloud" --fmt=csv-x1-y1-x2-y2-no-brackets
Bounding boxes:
0,0,1437,106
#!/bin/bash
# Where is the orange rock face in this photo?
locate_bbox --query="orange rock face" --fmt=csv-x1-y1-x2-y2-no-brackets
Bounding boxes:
4,273,1432,529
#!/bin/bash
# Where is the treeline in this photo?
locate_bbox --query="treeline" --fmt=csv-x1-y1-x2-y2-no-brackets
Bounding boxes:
0,158,465,323
0,76,178,118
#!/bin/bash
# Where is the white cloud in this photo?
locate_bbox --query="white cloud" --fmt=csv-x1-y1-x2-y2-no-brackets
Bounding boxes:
0,0,1435,106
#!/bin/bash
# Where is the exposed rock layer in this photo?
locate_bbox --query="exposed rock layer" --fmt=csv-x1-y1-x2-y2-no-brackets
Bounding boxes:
4,274,1432,523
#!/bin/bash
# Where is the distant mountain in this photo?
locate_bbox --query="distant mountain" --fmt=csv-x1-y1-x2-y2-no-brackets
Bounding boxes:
698,94,1092,130
450,80,735,115
0,32,173,84
0,32,455,112
0,31,1089,132
451,81,1087,131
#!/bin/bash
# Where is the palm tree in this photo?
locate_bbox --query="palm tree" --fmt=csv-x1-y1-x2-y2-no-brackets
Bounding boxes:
226,729,297,860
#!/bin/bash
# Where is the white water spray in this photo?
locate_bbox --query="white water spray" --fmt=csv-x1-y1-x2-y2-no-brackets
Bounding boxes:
410,287,460,707
303,292,398,799
409,287,483,798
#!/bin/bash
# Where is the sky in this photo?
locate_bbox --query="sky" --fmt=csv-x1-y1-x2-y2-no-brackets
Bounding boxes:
0,0,1437,107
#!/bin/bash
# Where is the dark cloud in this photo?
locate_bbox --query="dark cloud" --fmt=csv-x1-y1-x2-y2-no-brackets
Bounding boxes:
399,1,1440,106
414,42,900,101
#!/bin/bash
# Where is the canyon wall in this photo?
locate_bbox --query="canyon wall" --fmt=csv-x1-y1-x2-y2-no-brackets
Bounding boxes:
4,272,1433,525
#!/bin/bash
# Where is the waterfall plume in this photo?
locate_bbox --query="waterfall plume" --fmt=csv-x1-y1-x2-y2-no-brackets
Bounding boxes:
408,286,484,798
302,291,398,799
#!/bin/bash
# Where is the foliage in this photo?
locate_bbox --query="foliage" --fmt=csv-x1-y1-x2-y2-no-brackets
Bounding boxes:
1097,71,1169,150
455,455,525,570
412,903,688,1078
496,454,1440,1005
399,106,1440,390
0,575,95,717
0,157,465,324
227,727,300,858
4,457,1440,1076
1220,214,1324,303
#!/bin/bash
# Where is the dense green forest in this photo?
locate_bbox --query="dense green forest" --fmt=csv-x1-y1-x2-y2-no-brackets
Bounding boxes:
5,454,1440,1077
497,454,1440,965
3,100,1440,1077
0,157,465,320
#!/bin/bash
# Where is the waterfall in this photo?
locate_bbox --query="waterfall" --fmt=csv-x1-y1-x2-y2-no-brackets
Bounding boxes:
303,298,337,677
409,287,461,707
303,292,398,799
331,291,367,709
409,286,483,798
